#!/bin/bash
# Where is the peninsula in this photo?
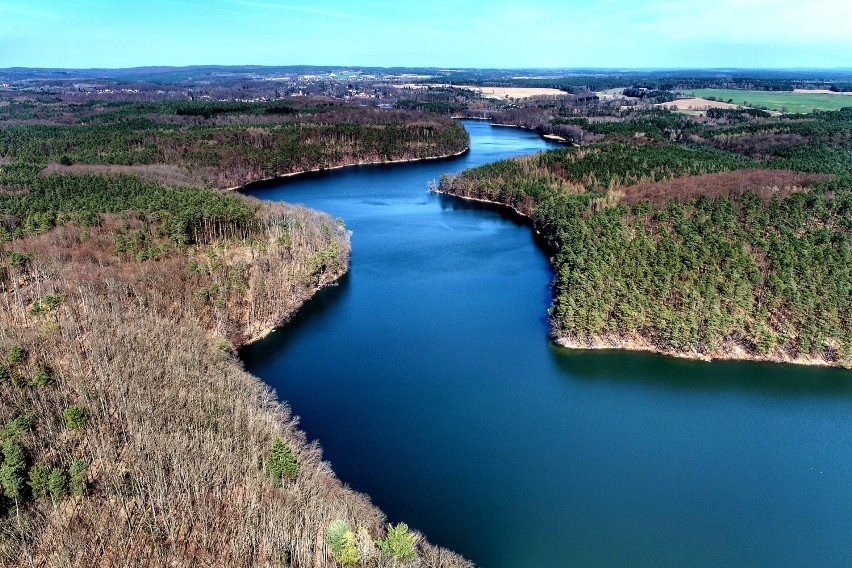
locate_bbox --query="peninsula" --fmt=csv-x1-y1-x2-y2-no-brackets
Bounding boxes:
438,107,852,367
0,95,470,566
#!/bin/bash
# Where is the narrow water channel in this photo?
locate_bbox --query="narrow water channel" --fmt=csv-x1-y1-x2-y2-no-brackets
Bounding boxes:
241,121,851,568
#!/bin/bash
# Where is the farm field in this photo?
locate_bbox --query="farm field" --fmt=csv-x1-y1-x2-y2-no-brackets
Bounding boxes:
683,88,852,113
656,97,745,111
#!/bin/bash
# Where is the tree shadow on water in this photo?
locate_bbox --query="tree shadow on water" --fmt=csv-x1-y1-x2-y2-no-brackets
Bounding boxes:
548,342,852,398
239,271,351,365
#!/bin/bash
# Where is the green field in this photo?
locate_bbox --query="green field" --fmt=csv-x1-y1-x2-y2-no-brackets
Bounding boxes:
683,88,852,113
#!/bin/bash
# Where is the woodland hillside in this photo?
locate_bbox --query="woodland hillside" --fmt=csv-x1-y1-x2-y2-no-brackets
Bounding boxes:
439,108,852,367
0,102,472,566
0,100,470,189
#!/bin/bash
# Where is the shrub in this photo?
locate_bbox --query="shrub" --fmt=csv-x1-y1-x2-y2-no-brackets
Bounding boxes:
43,294,63,311
69,459,87,496
48,467,68,500
29,301,44,316
28,462,50,500
8,252,32,267
64,406,87,430
6,345,25,367
30,369,51,387
11,372,27,389
265,437,299,483
376,523,416,560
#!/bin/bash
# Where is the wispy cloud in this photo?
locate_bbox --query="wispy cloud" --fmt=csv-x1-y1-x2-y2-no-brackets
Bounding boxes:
221,0,447,37
0,2,59,19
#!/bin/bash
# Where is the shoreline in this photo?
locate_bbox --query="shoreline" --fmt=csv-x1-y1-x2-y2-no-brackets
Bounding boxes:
435,187,845,370
240,270,347,346
226,146,470,192
452,116,572,144
554,336,838,369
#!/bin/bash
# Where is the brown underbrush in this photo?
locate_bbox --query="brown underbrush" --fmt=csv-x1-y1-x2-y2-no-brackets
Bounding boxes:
618,169,831,206
0,197,470,567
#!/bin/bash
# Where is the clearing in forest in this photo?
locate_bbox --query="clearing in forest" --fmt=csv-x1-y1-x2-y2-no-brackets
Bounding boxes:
683,89,852,113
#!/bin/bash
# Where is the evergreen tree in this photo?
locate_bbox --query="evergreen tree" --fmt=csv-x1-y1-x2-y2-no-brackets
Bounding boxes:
265,437,299,483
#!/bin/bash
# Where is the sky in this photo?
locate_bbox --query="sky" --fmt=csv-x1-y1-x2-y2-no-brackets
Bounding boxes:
1,0,851,69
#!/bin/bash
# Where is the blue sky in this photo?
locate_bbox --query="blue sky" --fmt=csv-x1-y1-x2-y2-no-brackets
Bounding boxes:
1,0,851,69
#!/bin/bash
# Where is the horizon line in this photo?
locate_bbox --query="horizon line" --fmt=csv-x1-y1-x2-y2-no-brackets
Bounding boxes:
3,65,852,73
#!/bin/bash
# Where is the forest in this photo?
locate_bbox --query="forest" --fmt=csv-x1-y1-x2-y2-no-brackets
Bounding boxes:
0,97,473,566
439,107,852,367
2,68,850,567
0,101,470,189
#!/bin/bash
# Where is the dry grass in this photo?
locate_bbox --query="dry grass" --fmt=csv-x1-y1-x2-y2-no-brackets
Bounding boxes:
792,89,852,95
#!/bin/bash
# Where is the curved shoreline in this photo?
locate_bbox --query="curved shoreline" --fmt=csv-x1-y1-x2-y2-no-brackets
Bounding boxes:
433,187,845,369
554,335,838,368
226,146,470,192
450,116,571,144
241,270,347,345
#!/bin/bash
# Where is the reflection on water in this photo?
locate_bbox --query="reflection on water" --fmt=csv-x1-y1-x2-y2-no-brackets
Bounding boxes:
551,344,852,397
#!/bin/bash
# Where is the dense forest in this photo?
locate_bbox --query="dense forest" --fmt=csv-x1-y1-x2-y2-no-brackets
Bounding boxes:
0,101,470,189
0,99,473,565
439,108,852,367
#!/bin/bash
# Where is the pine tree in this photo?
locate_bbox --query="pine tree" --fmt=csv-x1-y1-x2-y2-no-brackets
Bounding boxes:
28,463,50,500
327,519,350,557
265,437,298,483
69,459,87,496
0,438,27,503
48,467,68,501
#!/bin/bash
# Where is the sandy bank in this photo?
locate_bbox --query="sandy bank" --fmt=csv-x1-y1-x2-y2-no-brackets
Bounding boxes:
657,98,746,111
554,335,838,368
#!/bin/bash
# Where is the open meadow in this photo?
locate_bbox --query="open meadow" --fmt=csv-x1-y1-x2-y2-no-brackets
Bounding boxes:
683,88,852,113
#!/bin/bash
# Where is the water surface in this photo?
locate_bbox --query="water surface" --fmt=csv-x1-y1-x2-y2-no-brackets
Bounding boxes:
242,121,851,567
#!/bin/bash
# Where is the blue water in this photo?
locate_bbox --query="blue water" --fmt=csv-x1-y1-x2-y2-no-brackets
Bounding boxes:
241,121,852,567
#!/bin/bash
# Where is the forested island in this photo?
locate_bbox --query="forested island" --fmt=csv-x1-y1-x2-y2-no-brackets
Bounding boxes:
0,97,471,565
438,108,852,367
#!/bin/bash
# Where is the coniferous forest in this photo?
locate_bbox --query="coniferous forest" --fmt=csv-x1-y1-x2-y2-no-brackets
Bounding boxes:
439,108,852,366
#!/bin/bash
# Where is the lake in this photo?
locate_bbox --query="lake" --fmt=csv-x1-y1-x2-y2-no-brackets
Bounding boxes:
241,120,851,567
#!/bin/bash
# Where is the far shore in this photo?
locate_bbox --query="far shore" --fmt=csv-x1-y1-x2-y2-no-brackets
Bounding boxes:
226,146,470,192
450,117,572,144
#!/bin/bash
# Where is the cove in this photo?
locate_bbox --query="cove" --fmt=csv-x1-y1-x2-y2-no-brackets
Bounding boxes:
240,121,852,567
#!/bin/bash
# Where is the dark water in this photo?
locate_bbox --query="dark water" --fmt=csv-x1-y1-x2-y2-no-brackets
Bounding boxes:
241,121,851,567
